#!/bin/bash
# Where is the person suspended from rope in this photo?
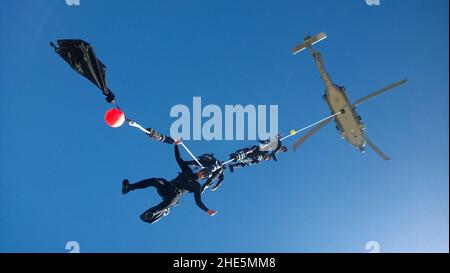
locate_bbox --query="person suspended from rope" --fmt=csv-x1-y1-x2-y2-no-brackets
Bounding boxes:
257,134,288,162
121,140,217,224
185,153,226,192
50,39,116,103
228,135,288,172
228,147,270,172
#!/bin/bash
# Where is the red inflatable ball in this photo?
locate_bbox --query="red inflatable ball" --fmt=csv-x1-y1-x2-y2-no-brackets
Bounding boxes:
104,108,125,128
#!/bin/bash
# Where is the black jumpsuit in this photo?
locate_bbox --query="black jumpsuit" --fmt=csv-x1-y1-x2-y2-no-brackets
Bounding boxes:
229,145,271,170
127,145,210,223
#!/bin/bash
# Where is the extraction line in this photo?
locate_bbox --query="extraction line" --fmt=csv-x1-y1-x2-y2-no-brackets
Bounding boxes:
221,158,235,166
178,142,205,169
280,111,343,141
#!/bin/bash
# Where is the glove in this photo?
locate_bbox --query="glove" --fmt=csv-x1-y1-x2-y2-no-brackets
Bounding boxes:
207,210,217,216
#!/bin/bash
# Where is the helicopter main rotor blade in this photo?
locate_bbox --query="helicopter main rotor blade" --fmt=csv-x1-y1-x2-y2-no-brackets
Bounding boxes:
366,137,390,160
292,117,332,151
353,79,407,106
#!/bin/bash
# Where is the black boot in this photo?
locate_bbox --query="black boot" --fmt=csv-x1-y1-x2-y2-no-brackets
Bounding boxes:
122,179,130,194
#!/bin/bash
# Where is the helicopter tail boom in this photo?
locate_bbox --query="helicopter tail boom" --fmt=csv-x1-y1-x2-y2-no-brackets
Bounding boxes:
292,32,327,55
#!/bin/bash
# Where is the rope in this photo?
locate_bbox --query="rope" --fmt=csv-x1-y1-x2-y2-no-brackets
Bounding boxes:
280,111,342,141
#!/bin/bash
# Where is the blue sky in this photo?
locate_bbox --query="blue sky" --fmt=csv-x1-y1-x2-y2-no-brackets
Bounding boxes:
0,0,448,253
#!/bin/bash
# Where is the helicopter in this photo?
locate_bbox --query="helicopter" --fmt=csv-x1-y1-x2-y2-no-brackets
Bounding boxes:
291,32,407,160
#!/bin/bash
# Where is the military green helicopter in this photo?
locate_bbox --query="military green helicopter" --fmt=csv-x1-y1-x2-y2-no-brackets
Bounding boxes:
291,32,407,160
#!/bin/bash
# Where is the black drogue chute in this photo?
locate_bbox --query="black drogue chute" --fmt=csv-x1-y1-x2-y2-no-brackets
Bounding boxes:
50,39,116,103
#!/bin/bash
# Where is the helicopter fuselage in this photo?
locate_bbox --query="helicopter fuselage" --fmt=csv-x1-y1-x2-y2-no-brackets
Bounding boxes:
311,49,366,151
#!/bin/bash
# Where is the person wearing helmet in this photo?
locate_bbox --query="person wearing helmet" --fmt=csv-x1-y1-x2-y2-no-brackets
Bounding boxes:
258,134,288,161
228,150,272,172
121,140,217,224
228,140,288,173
